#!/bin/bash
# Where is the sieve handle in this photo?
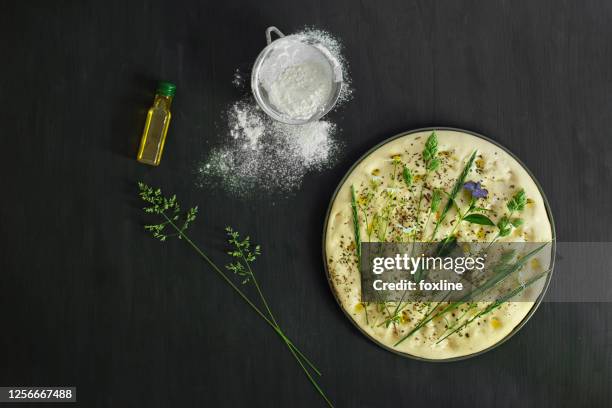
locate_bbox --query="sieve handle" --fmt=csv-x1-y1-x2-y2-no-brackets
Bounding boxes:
265,26,285,45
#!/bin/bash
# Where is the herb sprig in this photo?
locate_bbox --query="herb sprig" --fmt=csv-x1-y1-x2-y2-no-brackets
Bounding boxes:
422,188,442,235
351,185,362,262
394,243,547,346
435,267,551,343
496,189,527,237
415,132,440,240
402,166,412,188
429,150,477,241
139,183,333,407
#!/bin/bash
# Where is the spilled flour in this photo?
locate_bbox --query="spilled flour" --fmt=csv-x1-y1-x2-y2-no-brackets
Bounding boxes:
198,28,352,196
199,102,340,195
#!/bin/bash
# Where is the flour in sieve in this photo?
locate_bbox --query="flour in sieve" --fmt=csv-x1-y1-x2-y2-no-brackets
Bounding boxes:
295,27,353,106
267,61,332,120
261,39,334,121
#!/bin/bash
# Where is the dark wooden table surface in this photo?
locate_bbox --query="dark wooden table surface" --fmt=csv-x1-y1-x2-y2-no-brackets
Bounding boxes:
1,1,611,407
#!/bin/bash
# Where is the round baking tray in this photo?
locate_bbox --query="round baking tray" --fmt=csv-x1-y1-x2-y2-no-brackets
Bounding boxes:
321,127,557,362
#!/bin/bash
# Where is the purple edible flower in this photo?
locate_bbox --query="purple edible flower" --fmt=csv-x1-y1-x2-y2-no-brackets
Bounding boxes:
471,187,488,198
463,181,479,192
463,181,488,199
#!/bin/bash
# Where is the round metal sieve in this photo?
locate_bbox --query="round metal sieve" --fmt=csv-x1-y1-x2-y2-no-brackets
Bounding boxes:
251,27,343,125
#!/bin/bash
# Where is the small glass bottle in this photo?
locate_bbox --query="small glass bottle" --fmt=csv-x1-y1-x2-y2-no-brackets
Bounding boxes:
137,81,176,166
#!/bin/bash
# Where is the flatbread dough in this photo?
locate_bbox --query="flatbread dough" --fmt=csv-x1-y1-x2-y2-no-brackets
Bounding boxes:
324,129,553,360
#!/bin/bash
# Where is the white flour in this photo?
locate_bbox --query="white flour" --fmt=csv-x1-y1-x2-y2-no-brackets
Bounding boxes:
231,68,244,87
229,102,264,150
268,61,332,120
198,102,339,195
275,121,334,166
197,28,352,196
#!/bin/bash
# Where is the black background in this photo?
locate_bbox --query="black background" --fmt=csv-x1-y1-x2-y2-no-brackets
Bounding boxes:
1,1,611,407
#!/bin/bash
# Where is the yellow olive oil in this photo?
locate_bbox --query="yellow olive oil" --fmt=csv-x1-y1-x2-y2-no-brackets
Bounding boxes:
137,81,176,166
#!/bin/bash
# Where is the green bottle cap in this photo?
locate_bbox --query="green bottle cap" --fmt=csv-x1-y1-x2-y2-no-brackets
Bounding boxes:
156,81,176,97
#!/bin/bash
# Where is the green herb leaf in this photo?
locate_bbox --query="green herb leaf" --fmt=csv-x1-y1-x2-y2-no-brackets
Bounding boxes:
463,213,495,226
430,189,442,212
507,189,527,212
497,216,512,237
423,131,438,163
511,218,524,227
427,157,440,172
402,166,412,188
